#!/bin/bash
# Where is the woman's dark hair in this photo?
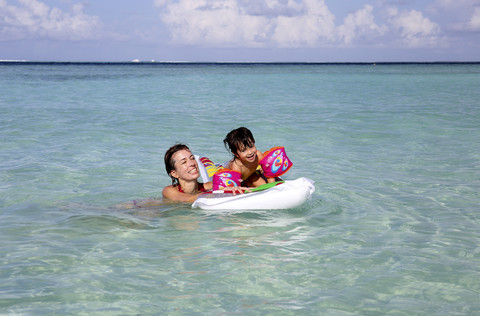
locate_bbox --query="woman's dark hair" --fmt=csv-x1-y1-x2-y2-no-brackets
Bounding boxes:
164,143,190,186
223,127,255,156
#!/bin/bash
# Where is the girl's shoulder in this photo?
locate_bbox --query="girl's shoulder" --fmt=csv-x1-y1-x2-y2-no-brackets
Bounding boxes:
226,159,241,171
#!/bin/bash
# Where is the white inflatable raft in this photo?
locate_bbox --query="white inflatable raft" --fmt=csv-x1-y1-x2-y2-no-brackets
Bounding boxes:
192,177,315,210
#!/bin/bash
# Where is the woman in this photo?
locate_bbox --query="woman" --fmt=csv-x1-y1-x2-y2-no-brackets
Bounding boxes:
163,144,248,203
162,144,213,203
115,144,215,208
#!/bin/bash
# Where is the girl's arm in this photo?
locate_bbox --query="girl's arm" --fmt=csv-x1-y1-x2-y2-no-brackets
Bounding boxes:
202,182,213,191
256,150,265,161
266,177,276,183
256,150,276,183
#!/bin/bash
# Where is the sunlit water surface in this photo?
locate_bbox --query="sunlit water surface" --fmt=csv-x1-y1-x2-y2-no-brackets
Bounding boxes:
1,63,479,315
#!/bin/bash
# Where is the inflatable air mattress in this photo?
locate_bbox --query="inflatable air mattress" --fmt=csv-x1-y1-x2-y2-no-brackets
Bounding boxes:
192,177,315,210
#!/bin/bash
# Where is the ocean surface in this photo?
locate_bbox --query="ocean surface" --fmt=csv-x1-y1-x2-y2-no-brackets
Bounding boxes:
1,62,479,315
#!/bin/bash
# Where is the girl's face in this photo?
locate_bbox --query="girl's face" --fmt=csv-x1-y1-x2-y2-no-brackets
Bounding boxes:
170,149,199,181
235,143,257,163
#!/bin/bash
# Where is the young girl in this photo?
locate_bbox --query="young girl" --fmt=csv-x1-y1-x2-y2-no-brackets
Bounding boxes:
223,127,276,187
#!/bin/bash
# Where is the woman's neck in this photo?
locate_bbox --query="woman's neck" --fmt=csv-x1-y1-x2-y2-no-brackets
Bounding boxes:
178,180,198,194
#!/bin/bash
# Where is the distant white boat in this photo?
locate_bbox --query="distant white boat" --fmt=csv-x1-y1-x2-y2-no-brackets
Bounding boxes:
131,59,140,63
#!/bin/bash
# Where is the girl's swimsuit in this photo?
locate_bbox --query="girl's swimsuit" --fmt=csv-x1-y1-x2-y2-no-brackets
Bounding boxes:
177,182,206,193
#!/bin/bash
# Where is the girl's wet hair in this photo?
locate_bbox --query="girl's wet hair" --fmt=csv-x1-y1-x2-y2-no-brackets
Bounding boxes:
223,127,255,156
164,143,190,186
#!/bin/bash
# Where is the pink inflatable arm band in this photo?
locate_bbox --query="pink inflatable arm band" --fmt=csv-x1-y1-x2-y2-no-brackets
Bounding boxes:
212,169,242,191
259,146,293,178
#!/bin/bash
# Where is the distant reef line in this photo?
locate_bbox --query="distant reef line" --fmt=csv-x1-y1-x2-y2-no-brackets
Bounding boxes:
1,60,479,66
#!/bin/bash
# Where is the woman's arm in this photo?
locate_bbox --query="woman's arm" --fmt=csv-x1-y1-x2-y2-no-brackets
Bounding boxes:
162,185,201,203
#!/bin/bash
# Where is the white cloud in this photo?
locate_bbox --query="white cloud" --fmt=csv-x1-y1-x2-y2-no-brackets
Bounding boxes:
271,0,336,47
337,4,387,45
468,7,480,29
0,0,101,41
155,0,451,49
387,7,441,47
155,0,336,47
160,0,271,47
426,0,480,32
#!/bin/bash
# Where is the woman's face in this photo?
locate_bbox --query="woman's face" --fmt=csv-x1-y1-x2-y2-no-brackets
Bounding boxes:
170,149,199,181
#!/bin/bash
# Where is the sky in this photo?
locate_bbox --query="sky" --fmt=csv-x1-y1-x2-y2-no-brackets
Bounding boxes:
1,0,480,62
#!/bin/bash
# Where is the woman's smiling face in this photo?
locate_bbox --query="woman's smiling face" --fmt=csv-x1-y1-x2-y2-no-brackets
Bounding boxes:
170,149,199,181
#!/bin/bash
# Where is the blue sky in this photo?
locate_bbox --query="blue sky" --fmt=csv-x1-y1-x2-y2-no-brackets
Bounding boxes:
1,0,479,62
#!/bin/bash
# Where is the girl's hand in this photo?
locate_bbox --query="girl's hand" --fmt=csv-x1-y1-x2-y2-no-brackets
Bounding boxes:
230,186,252,195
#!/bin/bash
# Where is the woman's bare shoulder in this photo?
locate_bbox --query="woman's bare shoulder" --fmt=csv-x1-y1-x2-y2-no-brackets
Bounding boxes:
162,185,177,198
162,185,199,203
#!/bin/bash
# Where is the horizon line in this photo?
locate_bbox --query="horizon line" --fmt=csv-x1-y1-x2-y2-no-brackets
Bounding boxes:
1,60,480,65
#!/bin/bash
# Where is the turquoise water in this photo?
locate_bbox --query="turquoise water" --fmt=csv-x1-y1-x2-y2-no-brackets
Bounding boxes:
1,62,479,315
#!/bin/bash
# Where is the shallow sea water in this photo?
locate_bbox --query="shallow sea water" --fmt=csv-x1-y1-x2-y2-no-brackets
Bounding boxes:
1,62,479,315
